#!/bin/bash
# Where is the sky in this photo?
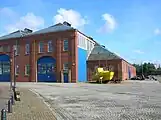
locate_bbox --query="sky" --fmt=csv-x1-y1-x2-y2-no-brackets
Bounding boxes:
0,0,161,64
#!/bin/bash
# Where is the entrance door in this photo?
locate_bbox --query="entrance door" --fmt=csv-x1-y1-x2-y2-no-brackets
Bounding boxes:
63,73,68,83
0,54,10,82
37,56,56,82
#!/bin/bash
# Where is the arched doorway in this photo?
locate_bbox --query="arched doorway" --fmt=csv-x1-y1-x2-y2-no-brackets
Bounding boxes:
0,54,10,82
37,56,56,82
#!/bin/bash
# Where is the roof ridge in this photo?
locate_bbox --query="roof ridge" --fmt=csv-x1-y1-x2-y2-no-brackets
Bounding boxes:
30,22,74,35
48,23,63,28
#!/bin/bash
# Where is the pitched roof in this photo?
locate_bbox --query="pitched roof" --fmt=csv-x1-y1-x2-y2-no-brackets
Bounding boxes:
0,30,25,40
88,45,122,61
29,23,74,36
0,22,74,41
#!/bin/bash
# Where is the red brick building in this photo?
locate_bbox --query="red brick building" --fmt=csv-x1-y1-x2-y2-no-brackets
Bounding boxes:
0,21,136,83
0,22,95,82
87,45,136,81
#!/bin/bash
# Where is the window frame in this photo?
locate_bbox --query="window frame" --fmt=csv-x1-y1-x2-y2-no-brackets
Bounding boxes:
39,41,44,53
63,39,69,51
2,62,10,74
47,40,53,52
15,65,19,75
63,62,69,70
3,45,10,52
38,64,46,74
46,63,55,74
25,43,30,55
25,64,30,76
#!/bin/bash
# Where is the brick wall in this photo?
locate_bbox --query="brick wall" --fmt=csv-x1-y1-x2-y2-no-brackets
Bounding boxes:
87,59,122,81
122,60,136,80
0,30,78,82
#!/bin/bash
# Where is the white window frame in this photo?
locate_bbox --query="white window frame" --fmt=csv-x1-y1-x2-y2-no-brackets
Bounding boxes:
25,65,30,75
15,65,19,75
48,41,53,52
39,42,44,53
63,63,68,70
25,43,30,54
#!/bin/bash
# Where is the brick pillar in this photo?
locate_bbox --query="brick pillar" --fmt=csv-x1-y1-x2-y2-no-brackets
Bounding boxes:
56,39,61,82
61,70,63,83
30,40,37,82
70,32,77,83
68,69,71,83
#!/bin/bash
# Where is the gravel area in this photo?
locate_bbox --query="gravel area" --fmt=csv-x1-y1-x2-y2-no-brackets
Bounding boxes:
1,81,161,120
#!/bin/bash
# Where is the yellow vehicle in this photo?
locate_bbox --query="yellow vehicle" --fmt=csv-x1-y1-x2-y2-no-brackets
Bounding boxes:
92,67,118,83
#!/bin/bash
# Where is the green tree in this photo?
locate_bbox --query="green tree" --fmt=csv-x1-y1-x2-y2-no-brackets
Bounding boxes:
143,63,148,75
133,62,161,76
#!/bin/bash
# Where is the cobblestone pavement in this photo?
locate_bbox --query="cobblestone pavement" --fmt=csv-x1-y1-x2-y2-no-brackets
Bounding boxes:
0,85,10,111
7,88,56,120
1,81,161,120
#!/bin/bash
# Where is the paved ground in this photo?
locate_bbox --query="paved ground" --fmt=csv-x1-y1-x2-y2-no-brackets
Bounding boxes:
1,81,159,120
0,85,10,111
155,75,161,83
1,81,161,120
7,88,56,120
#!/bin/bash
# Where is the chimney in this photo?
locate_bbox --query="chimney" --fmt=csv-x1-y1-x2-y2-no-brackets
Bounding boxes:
88,37,93,40
63,21,71,26
24,28,33,33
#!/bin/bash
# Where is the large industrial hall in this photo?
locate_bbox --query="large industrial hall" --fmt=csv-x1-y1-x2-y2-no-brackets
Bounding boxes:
0,21,136,83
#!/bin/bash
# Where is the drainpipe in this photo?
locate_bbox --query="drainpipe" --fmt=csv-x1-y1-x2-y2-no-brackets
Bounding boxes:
34,39,37,82
10,58,12,91
13,48,16,90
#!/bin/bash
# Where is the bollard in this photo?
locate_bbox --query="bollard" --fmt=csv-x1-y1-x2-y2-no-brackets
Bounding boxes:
7,99,12,113
1,109,7,120
11,94,15,105
14,91,20,101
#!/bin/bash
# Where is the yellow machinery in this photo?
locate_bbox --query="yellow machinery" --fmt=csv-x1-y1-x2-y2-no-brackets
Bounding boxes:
92,67,115,83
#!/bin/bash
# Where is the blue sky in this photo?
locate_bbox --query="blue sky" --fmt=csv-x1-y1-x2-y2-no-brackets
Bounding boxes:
0,0,161,64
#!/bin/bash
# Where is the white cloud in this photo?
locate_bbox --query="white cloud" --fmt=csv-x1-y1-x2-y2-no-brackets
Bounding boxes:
0,7,17,18
53,8,88,28
133,49,144,54
5,13,44,33
98,13,117,33
154,28,161,35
